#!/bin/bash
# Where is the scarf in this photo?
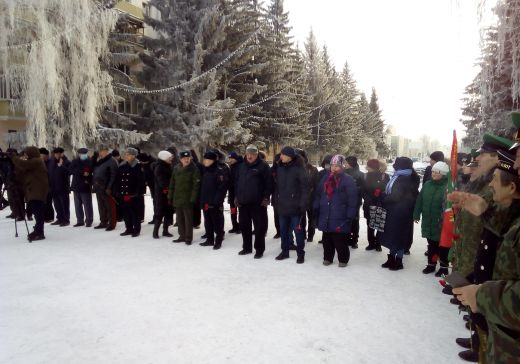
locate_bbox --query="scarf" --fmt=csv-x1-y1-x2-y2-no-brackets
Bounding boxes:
324,172,341,201
385,169,412,195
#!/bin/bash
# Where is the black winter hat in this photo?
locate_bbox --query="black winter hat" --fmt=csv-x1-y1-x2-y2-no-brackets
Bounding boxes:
179,150,191,158
111,149,120,157
430,151,445,162
346,156,358,168
281,146,296,158
320,154,333,168
393,157,414,171
203,151,218,161
77,148,88,154
53,147,64,153
39,147,50,156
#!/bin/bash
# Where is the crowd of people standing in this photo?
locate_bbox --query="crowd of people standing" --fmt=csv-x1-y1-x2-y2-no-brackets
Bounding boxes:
2,114,520,362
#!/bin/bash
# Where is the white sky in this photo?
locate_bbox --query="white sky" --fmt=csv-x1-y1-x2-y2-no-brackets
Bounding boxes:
284,0,496,146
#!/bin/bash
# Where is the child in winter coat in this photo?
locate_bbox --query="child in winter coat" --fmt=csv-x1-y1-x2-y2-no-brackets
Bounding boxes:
413,161,449,276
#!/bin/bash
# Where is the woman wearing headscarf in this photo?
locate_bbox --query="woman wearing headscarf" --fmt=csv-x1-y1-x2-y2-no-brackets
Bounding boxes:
379,157,420,270
313,155,358,267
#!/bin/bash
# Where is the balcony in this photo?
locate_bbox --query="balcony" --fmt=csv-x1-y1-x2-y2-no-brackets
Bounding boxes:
114,1,144,22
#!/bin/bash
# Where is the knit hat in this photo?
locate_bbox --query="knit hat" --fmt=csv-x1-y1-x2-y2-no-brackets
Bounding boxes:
53,147,64,153
246,144,259,154
330,154,346,167
432,161,449,176
228,152,240,161
179,150,191,158
38,147,49,156
393,157,413,171
280,146,296,158
367,159,380,171
430,151,445,162
158,150,173,162
126,147,138,156
203,151,218,161
111,149,120,157
77,148,88,154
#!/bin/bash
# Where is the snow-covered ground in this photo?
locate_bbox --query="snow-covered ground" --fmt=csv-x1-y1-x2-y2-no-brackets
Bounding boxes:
1,195,467,364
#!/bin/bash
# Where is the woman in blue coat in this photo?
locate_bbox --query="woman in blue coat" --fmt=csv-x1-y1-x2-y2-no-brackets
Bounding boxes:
379,157,420,270
313,155,358,267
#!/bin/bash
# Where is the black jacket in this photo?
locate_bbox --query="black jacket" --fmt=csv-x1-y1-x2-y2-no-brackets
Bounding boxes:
153,160,173,216
48,156,71,195
93,154,118,193
228,160,242,204
345,167,365,208
423,165,432,184
70,158,93,193
362,171,390,218
200,163,229,207
115,160,146,198
235,157,272,206
275,157,309,216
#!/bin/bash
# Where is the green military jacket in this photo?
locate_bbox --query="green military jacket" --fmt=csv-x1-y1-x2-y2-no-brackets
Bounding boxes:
453,174,494,275
167,162,200,208
477,213,520,364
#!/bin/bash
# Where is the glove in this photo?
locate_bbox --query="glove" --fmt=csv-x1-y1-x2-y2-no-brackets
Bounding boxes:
373,188,381,197
261,198,269,207
162,188,168,194
203,203,209,211
230,207,237,215
123,195,131,202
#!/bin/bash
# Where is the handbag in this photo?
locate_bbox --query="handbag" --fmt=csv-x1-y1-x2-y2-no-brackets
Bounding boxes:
368,204,386,232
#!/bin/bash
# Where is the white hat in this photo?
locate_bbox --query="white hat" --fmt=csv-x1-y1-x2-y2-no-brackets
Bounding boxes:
158,150,173,162
432,161,449,176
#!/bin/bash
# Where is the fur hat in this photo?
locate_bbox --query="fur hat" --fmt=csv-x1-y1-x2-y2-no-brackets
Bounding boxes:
203,151,218,161
126,147,138,156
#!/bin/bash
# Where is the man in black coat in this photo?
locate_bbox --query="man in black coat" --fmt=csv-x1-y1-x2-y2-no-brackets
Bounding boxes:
423,151,444,184
199,151,229,250
70,148,94,227
235,144,272,259
39,148,55,222
227,152,243,234
297,149,320,242
270,153,281,239
152,150,174,239
137,152,155,224
48,147,71,226
115,147,146,237
345,156,365,248
274,147,309,264
93,144,119,230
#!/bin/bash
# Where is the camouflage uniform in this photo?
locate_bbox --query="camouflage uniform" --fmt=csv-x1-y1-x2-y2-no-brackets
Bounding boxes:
452,173,493,276
476,214,520,363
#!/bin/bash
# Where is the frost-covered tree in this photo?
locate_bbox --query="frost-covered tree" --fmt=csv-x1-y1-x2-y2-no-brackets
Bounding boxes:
0,0,119,148
137,0,252,150
368,88,389,156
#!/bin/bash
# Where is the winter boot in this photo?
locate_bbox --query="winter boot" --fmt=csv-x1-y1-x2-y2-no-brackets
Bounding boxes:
213,241,222,250
162,225,173,237
323,260,333,266
29,233,45,242
200,240,214,247
366,244,376,251
456,332,479,349
458,349,478,362
275,251,290,260
273,233,281,239
442,286,453,295
120,230,132,236
153,221,161,239
375,243,382,252
296,256,304,264
435,263,449,277
389,256,404,271
381,254,395,268
422,264,436,274
338,262,347,268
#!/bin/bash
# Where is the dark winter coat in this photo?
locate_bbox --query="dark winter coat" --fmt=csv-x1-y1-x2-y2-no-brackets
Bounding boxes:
346,166,365,209
153,160,173,216
115,160,146,199
275,157,309,216
200,162,229,208
167,162,200,208
270,161,280,207
48,156,71,195
70,158,94,194
379,173,420,251
12,146,49,202
362,171,390,218
305,162,320,208
235,157,272,206
423,165,432,184
93,154,118,194
227,159,243,205
313,171,358,234
140,159,156,196
413,176,447,242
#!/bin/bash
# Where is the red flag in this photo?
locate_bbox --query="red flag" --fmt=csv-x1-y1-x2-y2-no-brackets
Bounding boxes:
439,130,458,248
